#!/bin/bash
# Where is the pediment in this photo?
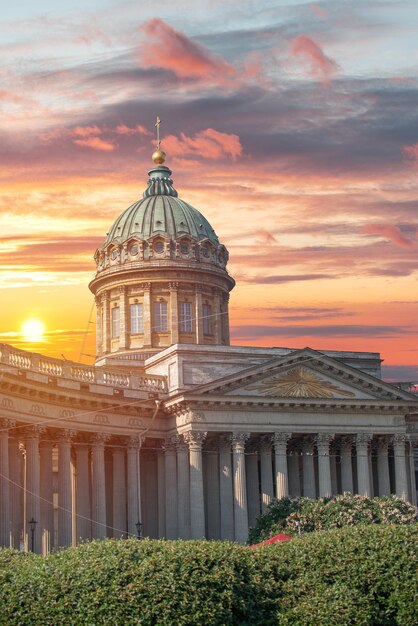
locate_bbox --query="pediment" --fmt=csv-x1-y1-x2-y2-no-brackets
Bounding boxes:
192,348,414,403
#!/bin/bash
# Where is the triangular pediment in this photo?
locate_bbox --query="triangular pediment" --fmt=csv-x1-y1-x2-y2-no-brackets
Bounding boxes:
188,348,414,403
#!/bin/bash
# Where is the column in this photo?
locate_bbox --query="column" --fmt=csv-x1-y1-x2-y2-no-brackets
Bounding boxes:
112,447,127,538
301,437,316,498
91,434,107,539
219,435,234,541
408,438,417,505
273,433,291,499
58,431,73,548
232,432,249,544
39,440,54,554
340,436,354,493
176,435,190,539
157,448,166,538
75,444,91,542
169,282,179,344
376,436,391,496
185,431,207,539
356,433,372,496
9,435,22,549
315,434,333,498
95,296,102,354
393,434,408,500
205,441,220,540
213,289,222,344
25,427,42,552
288,444,301,497
118,285,127,350
127,436,142,538
222,293,230,345
164,438,177,539
330,442,338,495
195,287,203,344
102,291,110,353
0,421,11,547
142,282,152,347
259,435,274,512
245,447,259,530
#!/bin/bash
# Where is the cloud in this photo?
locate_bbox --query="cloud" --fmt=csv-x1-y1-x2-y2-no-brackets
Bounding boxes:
163,128,242,160
289,35,339,81
402,142,418,161
238,273,335,285
138,18,237,84
381,364,418,382
73,136,116,151
254,229,277,244
115,124,150,136
230,324,416,340
361,223,418,249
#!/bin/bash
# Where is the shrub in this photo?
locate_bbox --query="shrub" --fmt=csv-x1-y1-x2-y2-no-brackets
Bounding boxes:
249,493,417,544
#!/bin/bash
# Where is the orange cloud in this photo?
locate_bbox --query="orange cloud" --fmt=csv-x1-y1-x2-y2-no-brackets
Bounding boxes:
163,128,242,160
115,124,150,136
74,136,116,151
361,224,417,249
138,18,237,84
289,35,339,82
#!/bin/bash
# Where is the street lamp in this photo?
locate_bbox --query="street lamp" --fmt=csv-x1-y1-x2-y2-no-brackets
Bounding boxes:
135,521,143,540
28,517,37,552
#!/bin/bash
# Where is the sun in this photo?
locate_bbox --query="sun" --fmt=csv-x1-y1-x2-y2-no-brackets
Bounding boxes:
21,319,45,343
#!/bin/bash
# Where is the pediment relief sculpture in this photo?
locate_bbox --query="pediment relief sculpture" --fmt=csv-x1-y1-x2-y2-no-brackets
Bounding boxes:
245,366,355,399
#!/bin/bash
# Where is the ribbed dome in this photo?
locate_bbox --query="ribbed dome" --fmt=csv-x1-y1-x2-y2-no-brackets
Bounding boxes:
104,165,219,246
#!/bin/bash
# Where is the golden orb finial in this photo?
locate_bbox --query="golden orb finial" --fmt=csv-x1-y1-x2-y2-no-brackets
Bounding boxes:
152,149,166,164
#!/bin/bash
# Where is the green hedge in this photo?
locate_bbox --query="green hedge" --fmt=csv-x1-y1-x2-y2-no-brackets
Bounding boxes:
0,525,416,625
248,493,417,544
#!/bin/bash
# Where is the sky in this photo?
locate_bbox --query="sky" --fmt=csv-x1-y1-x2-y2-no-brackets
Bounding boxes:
0,0,417,381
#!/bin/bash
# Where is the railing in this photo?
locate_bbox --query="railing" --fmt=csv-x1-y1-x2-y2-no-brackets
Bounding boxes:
392,381,418,396
0,343,167,393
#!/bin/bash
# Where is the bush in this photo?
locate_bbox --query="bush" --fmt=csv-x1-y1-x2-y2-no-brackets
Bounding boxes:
0,525,416,625
248,493,417,544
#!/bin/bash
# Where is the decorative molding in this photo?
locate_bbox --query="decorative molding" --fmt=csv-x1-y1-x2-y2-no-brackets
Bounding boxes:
231,432,250,449
258,434,273,453
393,433,407,447
273,432,291,450
0,397,14,409
356,433,373,449
245,367,355,399
315,433,335,453
184,431,207,448
339,435,354,453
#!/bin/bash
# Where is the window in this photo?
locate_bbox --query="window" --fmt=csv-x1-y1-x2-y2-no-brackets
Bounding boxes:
154,241,164,254
129,244,138,256
111,306,120,338
154,301,168,332
179,302,193,332
180,242,189,255
130,303,143,334
202,303,211,334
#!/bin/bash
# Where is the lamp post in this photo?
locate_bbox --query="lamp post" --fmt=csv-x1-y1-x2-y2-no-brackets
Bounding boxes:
135,521,143,540
28,517,37,552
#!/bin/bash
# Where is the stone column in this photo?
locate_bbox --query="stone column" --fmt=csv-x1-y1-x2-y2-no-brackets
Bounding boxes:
340,436,354,493
231,432,249,544
408,438,417,506
259,435,274,512
273,433,291,500
219,435,234,541
205,441,220,540
376,436,391,496
102,291,110,353
245,446,259,530
330,441,338,495
75,444,91,542
176,435,190,539
9,435,22,549
222,292,230,345
118,285,127,350
58,431,73,548
213,289,222,344
112,447,127,538
95,296,102,354
288,443,301,497
25,427,42,552
356,433,372,496
393,434,408,500
169,282,179,344
316,434,334,498
39,440,54,554
195,286,203,344
91,434,107,539
0,420,11,547
164,438,177,539
127,436,142,538
185,431,207,539
142,282,152,347
157,448,166,538
301,437,316,498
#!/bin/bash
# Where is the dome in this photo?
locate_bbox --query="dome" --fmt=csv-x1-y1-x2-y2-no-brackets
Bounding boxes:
104,166,219,247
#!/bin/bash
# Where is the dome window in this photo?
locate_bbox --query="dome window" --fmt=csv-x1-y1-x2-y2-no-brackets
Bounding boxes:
154,241,164,254
180,242,189,255
201,245,210,258
111,249,119,260
129,244,139,256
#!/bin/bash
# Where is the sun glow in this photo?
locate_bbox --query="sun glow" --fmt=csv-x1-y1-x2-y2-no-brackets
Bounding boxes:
21,318,45,343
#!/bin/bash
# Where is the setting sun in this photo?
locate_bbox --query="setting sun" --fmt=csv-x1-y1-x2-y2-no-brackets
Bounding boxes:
21,318,45,343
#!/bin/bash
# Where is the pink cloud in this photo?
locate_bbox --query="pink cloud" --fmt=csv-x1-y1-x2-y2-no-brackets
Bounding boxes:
138,18,237,84
74,137,116,151
255,229,277,244
0,89,26,104
310,3,328,18
162,128,243,161
116,124,150,136
361,224,417,249
289,35,339,82
73,126,101,138
402,143,418,160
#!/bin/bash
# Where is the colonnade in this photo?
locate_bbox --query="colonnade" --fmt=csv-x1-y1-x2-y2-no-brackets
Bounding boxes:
0,421,416,551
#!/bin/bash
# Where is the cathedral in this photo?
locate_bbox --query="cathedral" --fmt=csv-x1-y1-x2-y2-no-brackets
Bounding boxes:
0,137,417,553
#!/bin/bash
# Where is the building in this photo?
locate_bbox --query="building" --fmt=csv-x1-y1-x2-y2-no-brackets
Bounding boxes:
0,144,417,552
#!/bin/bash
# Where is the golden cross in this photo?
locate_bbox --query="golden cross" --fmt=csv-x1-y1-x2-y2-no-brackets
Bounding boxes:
155,115,161,150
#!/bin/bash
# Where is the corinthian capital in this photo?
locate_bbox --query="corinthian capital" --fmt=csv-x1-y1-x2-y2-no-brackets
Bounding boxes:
315,433,334,453
231,432,250,449
184,431,207,449
356,433,373,449
273,432,291,450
